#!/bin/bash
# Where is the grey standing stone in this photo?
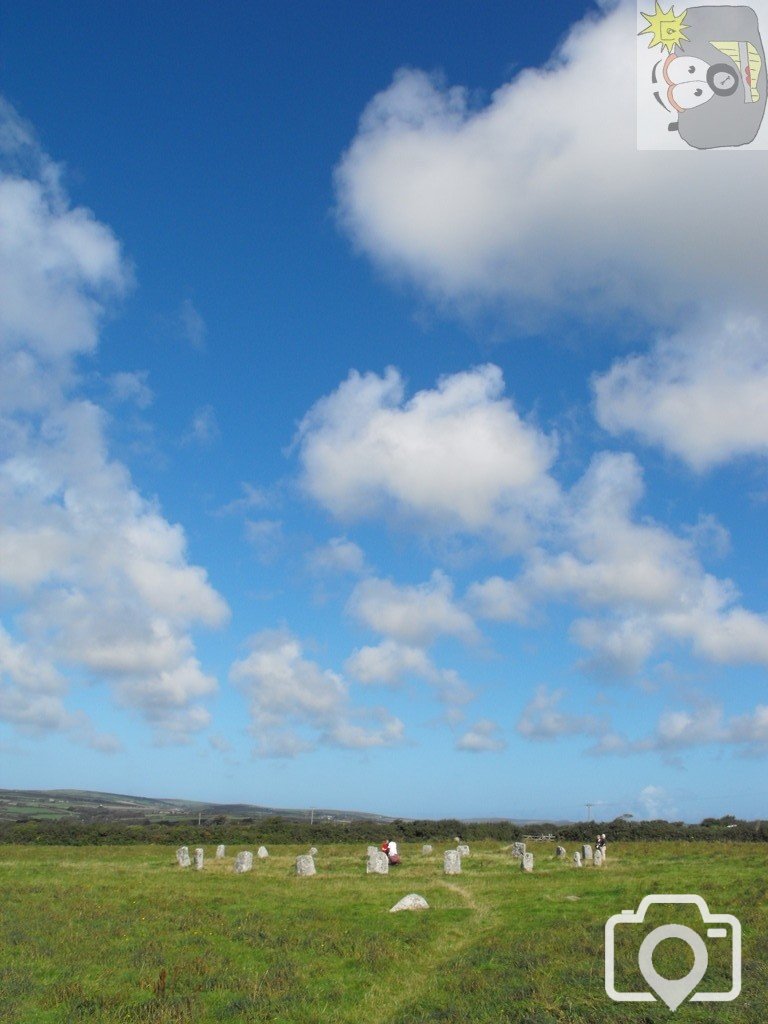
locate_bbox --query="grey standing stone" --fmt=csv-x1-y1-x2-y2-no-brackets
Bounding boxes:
194,847,204,870
176,846,191,868
421,844,433,855
573,851,583,868
367,850,389,874
367,845,378,857
215,844,226,859
257,845,269,859
234,851,253,873
556,846,567,859
390,893,430,913
512,842,526,859
521,851,534,872
582,844,593,861
444,850,461,875
296,854,316,877
457,844,470,857
309,847,318,856
593,848,604,867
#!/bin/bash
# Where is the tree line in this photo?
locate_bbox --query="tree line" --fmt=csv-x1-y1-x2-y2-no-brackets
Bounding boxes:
0,814,765,845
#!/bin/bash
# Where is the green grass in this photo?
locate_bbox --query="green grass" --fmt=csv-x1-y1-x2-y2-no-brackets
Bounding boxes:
1,842,766,1022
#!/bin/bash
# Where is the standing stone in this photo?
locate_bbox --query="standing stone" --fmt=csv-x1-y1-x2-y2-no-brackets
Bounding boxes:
176,846,191,868
215,844,226,859
367,850,389,875
444,850,461,875
367,845,378,857
593,849,604,868
257,845,269,859
194,847,204,870
234,851,253,873
309,847,318,856
573,851,583,868
457,844,470,857
512,842,526,859
582,844,593,861
296,854,316,877
556,846,567,859
422,844,433,855
521,852,534,873
390,894,430,913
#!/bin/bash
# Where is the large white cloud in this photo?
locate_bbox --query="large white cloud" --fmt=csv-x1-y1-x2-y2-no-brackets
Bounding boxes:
594,315,768,470
230,628,405,757
473,451,768,677
296,363,557,543
0,98,228,745
335,2,768,323
347,571,478,646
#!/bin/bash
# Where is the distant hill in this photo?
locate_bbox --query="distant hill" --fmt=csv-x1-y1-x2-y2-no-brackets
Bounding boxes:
0,789,396,825
0,789,569,826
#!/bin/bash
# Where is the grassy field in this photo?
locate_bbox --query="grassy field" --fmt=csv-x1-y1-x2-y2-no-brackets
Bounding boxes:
1,841,766,1023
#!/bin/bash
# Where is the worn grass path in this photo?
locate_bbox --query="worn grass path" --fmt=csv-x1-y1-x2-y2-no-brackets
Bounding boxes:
1,841,766,1022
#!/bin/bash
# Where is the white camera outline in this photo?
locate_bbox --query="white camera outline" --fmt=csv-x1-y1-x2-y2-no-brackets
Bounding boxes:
605,894,741,1004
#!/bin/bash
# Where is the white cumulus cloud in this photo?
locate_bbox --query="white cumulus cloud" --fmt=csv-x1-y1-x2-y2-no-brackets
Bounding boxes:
230,628,404,757
295,364,557,545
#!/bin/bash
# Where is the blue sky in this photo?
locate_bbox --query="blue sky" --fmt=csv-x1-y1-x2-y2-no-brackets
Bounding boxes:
2,0,768,822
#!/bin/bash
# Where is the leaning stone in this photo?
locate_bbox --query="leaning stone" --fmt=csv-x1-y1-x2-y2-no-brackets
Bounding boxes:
421,844,433,855
521,852,534,873
593,849,604,867
296,854,316,876
512,842,526,859
234,851,253,873
176,846,191,868
444,850,461,875
582,844,593,861
257,846,269,859
367,850,389,874
194,847,204,870
556,846,567,859
309,847,318,856
457,844,470,857
390,893,430,913
215,844,226,859
573,852,583,868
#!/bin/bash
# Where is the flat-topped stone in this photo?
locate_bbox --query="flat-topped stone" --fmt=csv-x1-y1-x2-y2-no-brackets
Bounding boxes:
444,850,461,875
390,894,430,913
521,852,534,872
194,847,204,870
582,844,593,861
421,844,433,855
296,854,316,876
457,844,470,857
176,846,191,868
512,842,526,859
215,845,226,859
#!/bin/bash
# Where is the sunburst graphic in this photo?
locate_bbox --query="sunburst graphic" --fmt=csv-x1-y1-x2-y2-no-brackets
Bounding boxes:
639,1,689,54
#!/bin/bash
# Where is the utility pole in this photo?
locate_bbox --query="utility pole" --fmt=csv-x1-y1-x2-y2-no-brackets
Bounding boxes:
585,802,594,822
310,807,315,826
198,810,201,827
